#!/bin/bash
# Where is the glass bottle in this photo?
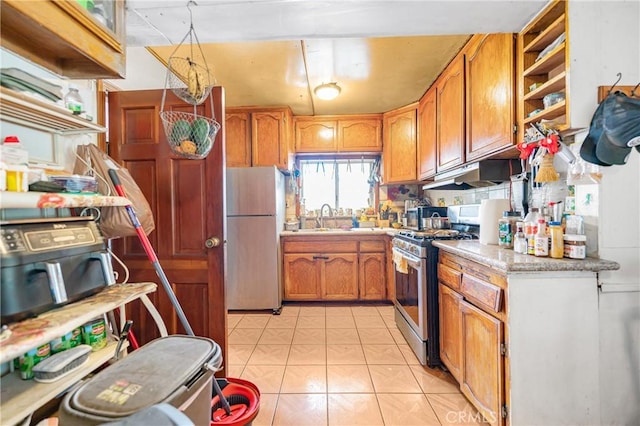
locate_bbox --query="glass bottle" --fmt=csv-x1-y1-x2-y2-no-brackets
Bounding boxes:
534,219,549,257
64,85,84,115
549,221,564,259
513,221,527,254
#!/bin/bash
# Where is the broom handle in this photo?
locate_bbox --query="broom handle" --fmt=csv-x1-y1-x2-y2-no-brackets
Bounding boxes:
108,169,195,337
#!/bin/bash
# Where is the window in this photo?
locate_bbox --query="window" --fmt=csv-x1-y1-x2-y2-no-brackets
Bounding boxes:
299,157,378,212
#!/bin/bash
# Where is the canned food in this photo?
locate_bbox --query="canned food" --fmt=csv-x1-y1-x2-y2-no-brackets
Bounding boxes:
20,343,51,380
82,318,107,351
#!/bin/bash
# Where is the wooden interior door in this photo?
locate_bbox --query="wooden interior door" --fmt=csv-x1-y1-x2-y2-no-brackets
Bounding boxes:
108,88,227,375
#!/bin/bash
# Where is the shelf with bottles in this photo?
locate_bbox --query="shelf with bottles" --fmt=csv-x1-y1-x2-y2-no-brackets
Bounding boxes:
0,87,106,134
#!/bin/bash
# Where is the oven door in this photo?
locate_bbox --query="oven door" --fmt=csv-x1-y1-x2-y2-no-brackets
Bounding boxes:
393,247,427,340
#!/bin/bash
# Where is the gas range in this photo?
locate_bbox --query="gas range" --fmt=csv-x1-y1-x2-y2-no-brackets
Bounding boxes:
393,226,478,258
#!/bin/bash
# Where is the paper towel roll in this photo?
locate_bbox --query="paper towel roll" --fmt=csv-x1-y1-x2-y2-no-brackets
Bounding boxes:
479,199,511,245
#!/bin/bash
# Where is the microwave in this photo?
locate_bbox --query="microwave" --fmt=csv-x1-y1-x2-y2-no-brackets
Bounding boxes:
405,206,447,231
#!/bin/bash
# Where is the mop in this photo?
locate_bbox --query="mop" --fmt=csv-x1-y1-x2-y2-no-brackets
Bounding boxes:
107,169,233,416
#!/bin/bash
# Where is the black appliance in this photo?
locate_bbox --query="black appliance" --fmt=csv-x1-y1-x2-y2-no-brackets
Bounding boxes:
405,206,447,231
1,216,115,325
392,206,479,367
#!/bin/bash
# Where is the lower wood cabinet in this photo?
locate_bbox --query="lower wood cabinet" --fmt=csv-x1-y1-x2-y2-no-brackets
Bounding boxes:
282,236,387,302
438,252,506,426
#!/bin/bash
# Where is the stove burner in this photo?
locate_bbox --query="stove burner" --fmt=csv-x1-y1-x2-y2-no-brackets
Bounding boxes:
397,229,461,240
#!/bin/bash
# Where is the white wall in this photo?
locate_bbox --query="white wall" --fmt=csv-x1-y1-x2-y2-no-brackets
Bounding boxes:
104,46,167,91
568,1,640,424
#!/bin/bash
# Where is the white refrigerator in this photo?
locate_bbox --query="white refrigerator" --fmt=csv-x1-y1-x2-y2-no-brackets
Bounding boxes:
226,166,285,312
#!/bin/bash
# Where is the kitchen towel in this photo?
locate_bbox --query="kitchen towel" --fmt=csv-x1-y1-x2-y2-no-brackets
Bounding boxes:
479,198,511,245
393,250,409,274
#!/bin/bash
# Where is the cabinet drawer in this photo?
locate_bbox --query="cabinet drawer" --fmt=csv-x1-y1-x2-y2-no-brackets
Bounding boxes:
461,274,503,314
283,240,358,253
438,263,462,291
359,240,385,252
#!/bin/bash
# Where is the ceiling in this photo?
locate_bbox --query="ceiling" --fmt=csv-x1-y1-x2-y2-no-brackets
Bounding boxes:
123,0,549,116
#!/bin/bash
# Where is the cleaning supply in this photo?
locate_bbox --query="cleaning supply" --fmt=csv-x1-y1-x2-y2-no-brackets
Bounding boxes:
33,345,91,383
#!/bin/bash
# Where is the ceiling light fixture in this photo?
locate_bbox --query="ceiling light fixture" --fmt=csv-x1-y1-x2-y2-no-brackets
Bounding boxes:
314,82,341,100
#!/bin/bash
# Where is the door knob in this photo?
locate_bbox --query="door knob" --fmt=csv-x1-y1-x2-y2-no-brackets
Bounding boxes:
205,237,221,248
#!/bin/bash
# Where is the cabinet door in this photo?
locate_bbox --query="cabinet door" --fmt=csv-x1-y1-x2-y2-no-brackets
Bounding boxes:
283,254,321,300
460,299,504,426
437,55,465,172
359,253,387,300
322,253,359,300
465,34,515,161
417,86,437,180
252,111,287,168
295,119,337,152
338,118,382,152
226,112,251,167
382,106,417,183
439,283,463,383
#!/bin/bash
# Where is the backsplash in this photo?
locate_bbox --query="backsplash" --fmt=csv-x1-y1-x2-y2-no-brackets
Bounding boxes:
425,182,512,208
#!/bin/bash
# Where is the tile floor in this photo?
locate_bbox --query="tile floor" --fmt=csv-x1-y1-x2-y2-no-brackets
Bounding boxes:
226,304,486,425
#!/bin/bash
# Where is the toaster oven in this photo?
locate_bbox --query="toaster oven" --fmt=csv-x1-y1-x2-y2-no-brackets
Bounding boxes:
405,206,447,231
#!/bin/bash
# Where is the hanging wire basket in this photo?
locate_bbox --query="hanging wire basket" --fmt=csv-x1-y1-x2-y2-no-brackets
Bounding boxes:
159,1,220,160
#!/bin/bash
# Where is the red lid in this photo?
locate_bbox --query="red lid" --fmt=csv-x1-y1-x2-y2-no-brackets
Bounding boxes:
538,218,546,223
3,136,20,143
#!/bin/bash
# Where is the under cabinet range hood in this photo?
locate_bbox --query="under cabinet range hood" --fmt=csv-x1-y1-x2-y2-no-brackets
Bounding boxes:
422,160,521,190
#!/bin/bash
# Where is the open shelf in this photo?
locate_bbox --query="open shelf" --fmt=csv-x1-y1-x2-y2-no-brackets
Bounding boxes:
523,100,567,125
0,283,157,363
0,86,106,134
0,191,130,209
524,72,567,101
523,43,566,77
524,14,565,53
0,340,127,426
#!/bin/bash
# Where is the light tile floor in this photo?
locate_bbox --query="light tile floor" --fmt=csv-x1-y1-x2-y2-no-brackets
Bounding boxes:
227,304,487,426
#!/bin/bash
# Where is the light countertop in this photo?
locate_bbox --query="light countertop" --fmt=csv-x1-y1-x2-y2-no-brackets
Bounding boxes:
433,240,620,273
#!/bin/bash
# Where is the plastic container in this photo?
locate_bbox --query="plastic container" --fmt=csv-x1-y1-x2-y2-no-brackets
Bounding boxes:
64,85,84,115
284,221,299,231
513,222,527,254
564,234,587,259
524,208,541,255
59,335,222,426
534,219,549,257
549,221,564,259
543,92,566,109
498,211,521,248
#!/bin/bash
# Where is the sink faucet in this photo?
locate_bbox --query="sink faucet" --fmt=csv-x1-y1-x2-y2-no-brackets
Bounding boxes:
317,203,333,228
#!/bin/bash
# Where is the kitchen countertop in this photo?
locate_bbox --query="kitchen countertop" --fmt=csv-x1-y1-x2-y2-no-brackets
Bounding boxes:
433,240,620,273
281,227,398,237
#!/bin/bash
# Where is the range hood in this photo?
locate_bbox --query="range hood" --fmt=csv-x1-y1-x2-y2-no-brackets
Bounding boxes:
422,160,521,191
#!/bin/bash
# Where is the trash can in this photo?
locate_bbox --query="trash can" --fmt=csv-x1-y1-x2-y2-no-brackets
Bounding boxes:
210,378,260,426
59,335,222,426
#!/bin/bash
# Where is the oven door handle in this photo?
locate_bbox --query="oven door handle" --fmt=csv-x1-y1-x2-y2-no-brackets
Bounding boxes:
392,247,421,269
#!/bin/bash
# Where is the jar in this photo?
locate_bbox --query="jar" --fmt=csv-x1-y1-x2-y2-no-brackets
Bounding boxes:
64,85,84,115
548,221,564,259
563,234,586,259
498,211,521,248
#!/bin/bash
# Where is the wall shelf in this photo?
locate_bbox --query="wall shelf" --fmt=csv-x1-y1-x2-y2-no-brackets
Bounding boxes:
0,87,106,134
523,72,566,101
0,191,130,209
523,14,565,53
523,43,566,77
523,100,567,125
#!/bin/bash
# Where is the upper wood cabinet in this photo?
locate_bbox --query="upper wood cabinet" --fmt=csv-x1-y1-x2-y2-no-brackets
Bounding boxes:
465,34,516,161
225,106,292,169
436,55,466,172
518,0,569,142
1,0,126,78
417,85,438,180
382,103,417,183
337,116,382,151
294,115,382,153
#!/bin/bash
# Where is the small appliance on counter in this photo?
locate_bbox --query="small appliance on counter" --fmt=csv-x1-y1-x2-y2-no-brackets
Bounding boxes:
405,206,447,231
1,216,115,325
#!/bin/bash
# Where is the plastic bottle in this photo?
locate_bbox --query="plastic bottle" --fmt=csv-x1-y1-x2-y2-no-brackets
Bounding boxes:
513,222,527,254
524,208,540,255
549,221,564,259
498,211,520,248
64,85,84,115
534,219,549,257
